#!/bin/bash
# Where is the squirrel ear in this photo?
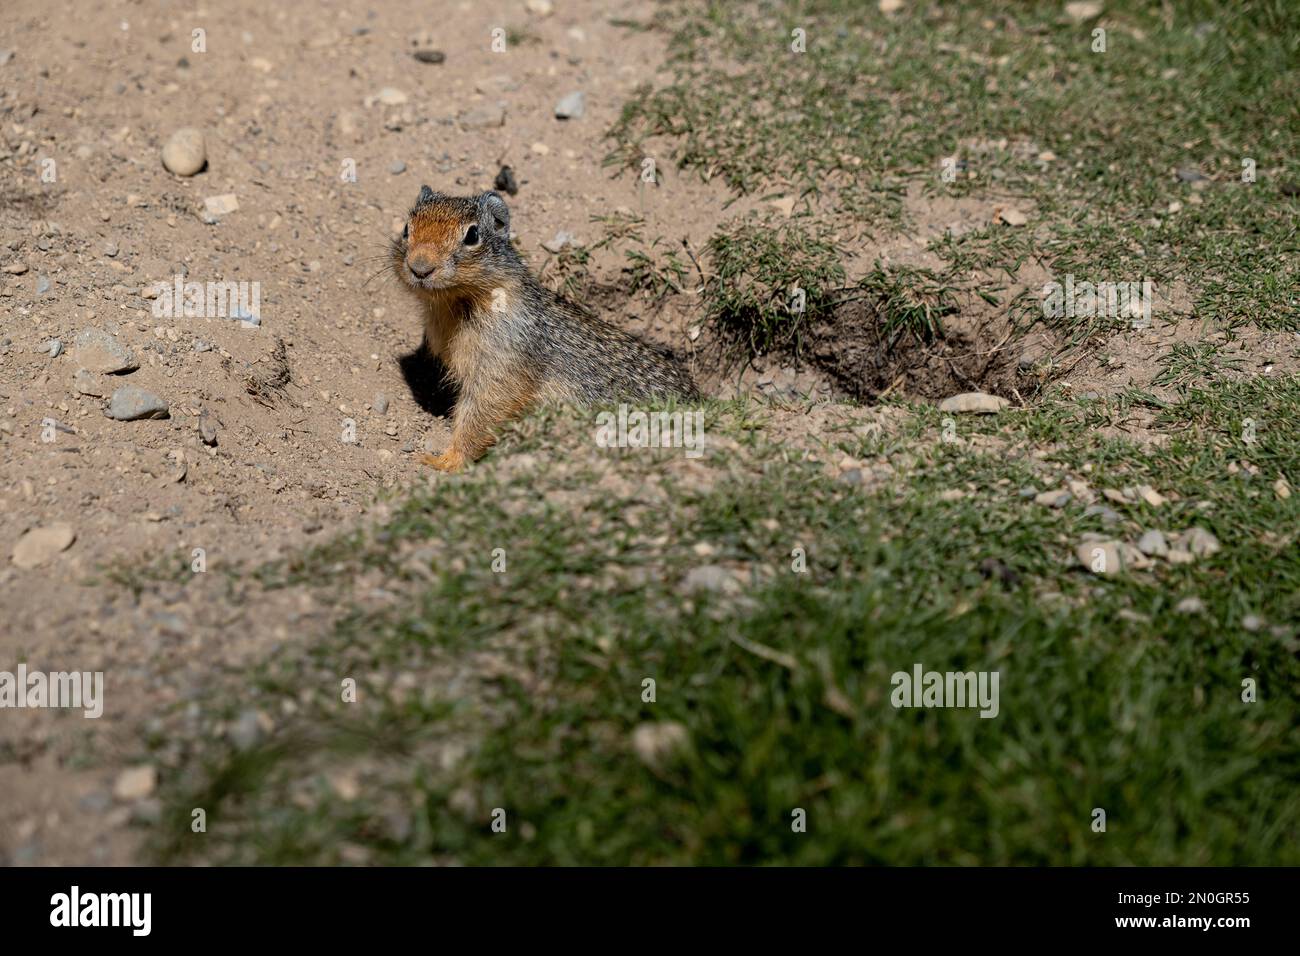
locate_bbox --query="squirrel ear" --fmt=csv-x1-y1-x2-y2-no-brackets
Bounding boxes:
416,185,435,206
479,191,510,237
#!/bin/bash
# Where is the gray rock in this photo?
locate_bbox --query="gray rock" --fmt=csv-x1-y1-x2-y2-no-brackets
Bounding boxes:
555,90,586,119
939,392,1009,414
460,104,505,129
1183,527,1220,557
1083,504,1121,524
412,49,446,64
74,328,137,374
36,275,50,294
373,394,389,415
1136,529,1169,556
1174,597,1205,614
38,339,62,357
389,161,406,175
107,386,169,421
1176,167,1208,183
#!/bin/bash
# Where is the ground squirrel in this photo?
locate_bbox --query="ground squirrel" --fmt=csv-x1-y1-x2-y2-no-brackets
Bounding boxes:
392,186,699,472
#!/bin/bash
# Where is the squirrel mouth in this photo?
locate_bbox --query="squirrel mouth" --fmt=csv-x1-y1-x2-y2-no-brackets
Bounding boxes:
406,269,451,291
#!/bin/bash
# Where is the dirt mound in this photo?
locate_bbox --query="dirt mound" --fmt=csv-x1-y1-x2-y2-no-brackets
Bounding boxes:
804,299,1022,403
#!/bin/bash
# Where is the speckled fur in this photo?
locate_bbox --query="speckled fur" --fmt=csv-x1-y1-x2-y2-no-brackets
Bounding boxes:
391,188,698,470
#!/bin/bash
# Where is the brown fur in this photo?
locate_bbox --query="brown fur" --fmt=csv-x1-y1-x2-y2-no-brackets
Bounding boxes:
393,189,698,472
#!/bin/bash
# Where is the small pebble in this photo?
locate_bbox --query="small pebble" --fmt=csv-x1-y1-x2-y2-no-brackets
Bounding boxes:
203,193,239,217
161,127,206,176
113,766,158,801
198,408,218,446
939,392,1009,414
555,91,586,120
375,87,408,106
631,721,689,770
1077,540,1124,576
1184,527,1220,557
1136,530,1169,557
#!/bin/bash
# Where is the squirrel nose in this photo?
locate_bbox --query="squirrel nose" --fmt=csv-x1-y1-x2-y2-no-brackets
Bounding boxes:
407,256,435,279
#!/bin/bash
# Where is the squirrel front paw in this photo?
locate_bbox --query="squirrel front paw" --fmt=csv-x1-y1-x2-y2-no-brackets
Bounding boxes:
420,449,466,473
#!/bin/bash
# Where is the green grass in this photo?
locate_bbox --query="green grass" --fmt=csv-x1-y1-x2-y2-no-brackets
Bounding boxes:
704,218,845,354
141,378,1300,866
1153,341,1246,388
607,0,1299,350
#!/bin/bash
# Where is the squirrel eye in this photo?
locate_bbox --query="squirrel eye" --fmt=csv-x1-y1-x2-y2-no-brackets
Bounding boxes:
464,225,480,246
402,223,409,240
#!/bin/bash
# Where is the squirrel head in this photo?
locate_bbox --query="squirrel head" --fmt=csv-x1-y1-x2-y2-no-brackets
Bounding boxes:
394,187,512,296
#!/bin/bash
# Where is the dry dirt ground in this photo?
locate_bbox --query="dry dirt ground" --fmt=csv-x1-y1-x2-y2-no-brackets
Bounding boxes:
0,0,747,866
0,1,1293,866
